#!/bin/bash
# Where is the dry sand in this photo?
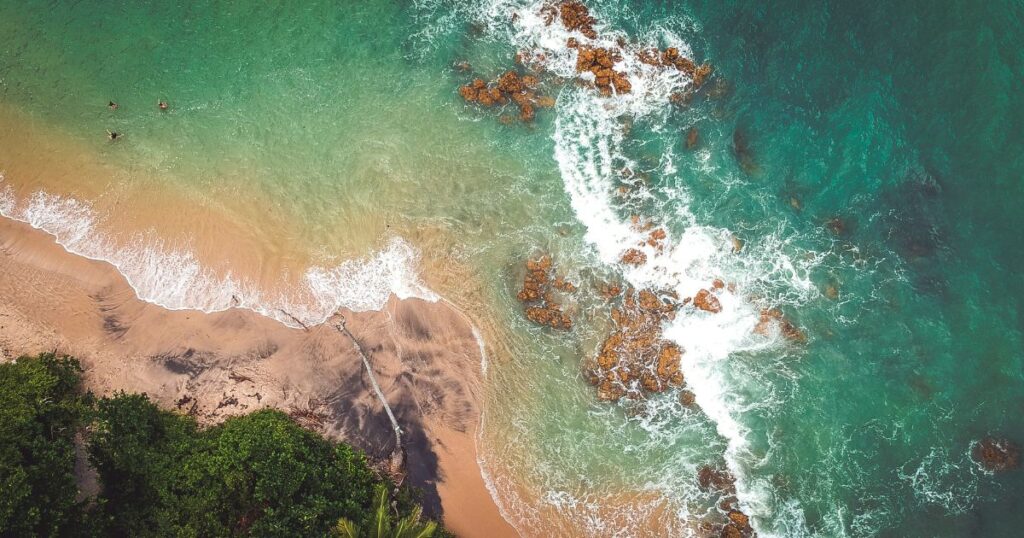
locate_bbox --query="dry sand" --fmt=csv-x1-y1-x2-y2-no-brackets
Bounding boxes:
0,215,517,537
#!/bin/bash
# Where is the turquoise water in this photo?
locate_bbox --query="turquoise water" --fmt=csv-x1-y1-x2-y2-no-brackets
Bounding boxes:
2,0,1023,535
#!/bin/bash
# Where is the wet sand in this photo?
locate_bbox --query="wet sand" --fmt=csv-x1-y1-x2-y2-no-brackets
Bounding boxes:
0,215,517,537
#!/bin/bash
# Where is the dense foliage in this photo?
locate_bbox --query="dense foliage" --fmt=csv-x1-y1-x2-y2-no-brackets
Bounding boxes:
0,354,439,537
0,354,89,537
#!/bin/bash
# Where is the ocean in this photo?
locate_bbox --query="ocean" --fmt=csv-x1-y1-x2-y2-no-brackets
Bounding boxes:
1,0,1022,535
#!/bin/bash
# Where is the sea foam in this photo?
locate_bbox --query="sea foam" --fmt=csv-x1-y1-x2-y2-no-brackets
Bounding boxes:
0,184,437,328
474,0,821,534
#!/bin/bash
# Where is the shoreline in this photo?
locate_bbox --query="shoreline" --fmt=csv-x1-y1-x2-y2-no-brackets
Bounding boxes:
0,215,517,537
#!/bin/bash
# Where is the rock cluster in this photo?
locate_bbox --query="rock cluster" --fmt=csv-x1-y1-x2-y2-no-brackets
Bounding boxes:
697,466,755,537
458,70,555,122
572,45,632,96
555,1,598,39
694,289,723,313
753,308,806,342
972,436,1021,472
584,288,685,401
620,248,647,266
516,255,575,329
638,46,714,87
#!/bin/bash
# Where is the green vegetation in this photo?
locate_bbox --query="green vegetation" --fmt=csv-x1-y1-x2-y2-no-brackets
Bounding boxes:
335,485,437,538
0,354,441,538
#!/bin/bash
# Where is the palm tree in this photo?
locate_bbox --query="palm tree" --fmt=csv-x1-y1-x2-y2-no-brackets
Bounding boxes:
336,485,438,538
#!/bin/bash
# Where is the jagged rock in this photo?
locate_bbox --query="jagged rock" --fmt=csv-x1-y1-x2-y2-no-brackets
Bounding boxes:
728,511,749,528
973,436,1021,472
517,255,575,330
694,289,722,313
679,390,696,406
698,465,737,495
754,308,806,342
586,287,684,401
731,236,744,253
693,63,713,86
575,46,631,95
621,248,647,266
559,0,598,39
459,70,553,123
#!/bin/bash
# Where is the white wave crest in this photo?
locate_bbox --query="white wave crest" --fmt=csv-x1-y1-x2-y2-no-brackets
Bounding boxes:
478,0,821,534
0,189,437,328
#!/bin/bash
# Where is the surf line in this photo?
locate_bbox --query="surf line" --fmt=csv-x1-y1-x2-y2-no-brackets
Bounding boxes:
334,316,406,481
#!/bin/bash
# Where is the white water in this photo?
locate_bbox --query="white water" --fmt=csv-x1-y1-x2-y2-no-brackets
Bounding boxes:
473,1,823,534
0,182,438,328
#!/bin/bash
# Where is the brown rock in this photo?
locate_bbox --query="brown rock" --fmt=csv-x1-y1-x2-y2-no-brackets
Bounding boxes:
720,524,743,538
656,344,682,380
458,85,478,102
693,63,713,86
694,289,722,313
679,390,696,406
517,255,573,330
973,436,1021,472
621,248,647,266
686,126,699,149
698,465,737,494
754,308,806,342
558,1,597,37
727,510,749,529
519,103,535,122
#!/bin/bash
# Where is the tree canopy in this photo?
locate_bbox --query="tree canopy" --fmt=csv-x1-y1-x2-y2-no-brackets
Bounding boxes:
0,354,442,538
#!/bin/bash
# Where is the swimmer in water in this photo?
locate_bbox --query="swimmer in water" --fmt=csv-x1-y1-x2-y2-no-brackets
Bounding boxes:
108,101,118,110
107,130,120,141
158,100,169,111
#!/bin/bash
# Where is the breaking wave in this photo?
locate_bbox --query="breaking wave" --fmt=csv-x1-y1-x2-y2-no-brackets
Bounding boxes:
468,0,823,534
0,182,437,328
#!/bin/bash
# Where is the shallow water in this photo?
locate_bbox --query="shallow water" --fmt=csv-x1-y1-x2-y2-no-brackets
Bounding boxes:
2,0,1023,535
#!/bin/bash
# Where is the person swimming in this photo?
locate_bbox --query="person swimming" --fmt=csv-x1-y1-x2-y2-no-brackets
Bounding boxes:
158,100,168,110
108,101,118,110
106,130,120,141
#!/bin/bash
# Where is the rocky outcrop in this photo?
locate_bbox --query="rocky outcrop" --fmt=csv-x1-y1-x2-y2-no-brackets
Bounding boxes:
972,436,1021,472
537,1,711,100
698,465,737,495
696,466,755,537
516,255,575,330
753,308,806,342
620,248,647,266
584,288,685,401
458,70,554,123
574,45,631,96
694,289,723,313
637,46,714,87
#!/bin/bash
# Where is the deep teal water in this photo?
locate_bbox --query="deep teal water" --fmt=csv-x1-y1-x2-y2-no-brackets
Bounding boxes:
1,0,1022,535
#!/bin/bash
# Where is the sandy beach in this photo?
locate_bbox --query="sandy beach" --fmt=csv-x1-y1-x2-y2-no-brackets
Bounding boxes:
0,215,517,537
